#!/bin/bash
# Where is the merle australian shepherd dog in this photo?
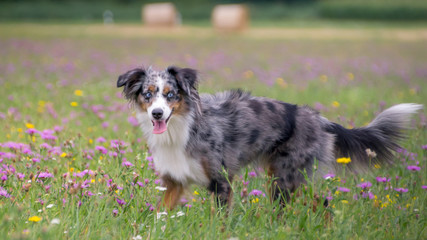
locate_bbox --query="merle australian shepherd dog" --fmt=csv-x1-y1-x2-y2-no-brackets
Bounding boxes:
117,66,422,210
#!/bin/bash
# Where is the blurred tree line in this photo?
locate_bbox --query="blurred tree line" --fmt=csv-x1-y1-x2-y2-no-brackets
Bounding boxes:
0,0,426,22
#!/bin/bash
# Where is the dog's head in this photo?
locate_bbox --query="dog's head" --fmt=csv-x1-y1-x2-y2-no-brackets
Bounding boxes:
117,66,200,134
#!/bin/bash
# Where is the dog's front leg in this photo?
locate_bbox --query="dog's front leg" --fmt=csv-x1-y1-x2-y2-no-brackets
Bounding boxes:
157,175,184,211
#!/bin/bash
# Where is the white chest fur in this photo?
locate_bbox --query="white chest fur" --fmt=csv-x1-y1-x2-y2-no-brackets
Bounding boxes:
136,111,209,186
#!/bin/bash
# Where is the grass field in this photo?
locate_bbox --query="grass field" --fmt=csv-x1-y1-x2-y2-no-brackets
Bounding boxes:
0,23,426,239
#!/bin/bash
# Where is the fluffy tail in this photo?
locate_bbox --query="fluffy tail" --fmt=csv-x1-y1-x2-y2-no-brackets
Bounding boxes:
324,103,423,168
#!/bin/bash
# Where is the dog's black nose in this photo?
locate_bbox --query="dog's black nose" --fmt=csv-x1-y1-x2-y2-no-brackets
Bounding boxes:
152,108,163,120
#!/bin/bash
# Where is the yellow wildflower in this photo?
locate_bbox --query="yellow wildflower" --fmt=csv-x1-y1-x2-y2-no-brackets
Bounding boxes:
276,78,288,89
74,90,83,96
69,168,74,173
26,123,35,129
243,70,254,79
332,101,340,108
60,152,67,158
70,102,78,107
319,74,328,83
28,216,42,222
336,157,351,164
341,200,349,204
193,190,199,195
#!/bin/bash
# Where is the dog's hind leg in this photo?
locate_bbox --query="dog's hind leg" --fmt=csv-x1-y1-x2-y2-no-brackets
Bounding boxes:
266,156,308,205
207,177,233,208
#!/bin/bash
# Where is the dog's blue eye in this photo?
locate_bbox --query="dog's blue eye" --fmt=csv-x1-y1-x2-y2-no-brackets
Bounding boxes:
145,92,152,99
167,92,174,98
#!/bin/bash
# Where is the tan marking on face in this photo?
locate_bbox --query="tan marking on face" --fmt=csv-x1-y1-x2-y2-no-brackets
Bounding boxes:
162,86,171,95
139,101,153,112
148,85,157,93
168,97,188,116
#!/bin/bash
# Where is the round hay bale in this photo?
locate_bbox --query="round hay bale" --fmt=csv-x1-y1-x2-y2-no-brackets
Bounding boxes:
142,3,178,27
212,4,249,31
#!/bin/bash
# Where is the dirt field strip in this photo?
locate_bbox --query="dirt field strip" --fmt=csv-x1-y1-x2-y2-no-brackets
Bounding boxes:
2,23,427,41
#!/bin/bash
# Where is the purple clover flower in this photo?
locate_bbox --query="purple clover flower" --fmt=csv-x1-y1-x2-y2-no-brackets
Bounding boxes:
357,181,372,189
116,198,126,206
38,172,54,179
122,159,133,167
39,143,52,150
17,173,25,180
25,128,39,135
248,171,257,178
0,187,10,198
323,173,335,179
361,191,375,199
376,177,390,183
249,189,265,197
127,116,139,127
95,146,108,154
394,188,409,193
1,175,8,181
407,165,421,171
337,187,350,192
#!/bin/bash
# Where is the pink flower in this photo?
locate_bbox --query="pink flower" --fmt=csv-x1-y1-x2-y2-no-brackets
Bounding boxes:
323,173,335,179
25,128,39,135
136,181,144,187
337,187,350,192
357,181,372,189
376,177,390,183
248,171,257,178
361,191,375,199
0,187,10,198
96,137,106,143
39,143,52,150
395,188,408,193
249,189,265,197
407,165,421,171
122,160,133,167
116,198,126,206
38,172,54,179
17,173,25,180
127,116,139,127
112,209,118,217
95,146,108,154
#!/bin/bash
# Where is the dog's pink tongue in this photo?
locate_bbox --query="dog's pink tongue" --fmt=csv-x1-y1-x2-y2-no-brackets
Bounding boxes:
153,120,167,134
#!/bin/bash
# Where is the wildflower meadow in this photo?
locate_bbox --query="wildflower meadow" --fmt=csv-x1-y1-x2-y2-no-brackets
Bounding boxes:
0,24,426,239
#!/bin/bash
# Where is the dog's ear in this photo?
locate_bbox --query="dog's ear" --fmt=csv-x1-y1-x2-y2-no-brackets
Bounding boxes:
167,66,198,96
117,68,146,102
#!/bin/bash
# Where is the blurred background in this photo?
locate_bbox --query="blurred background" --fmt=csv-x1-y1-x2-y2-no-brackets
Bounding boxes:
1,0,427,24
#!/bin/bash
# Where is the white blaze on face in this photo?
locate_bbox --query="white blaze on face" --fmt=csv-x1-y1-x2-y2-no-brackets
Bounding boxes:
147,76,173,134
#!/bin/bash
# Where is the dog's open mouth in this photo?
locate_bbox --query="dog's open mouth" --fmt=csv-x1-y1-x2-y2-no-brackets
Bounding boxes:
151,113,172,134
